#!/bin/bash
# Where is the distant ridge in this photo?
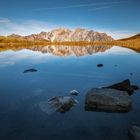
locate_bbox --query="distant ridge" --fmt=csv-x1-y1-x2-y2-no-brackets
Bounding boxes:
119,33,140,41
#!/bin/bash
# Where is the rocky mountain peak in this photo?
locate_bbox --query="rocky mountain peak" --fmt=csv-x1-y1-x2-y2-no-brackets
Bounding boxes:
8,28,114,42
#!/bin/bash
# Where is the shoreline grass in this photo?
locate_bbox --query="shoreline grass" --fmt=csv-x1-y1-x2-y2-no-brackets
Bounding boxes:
0,37,140,52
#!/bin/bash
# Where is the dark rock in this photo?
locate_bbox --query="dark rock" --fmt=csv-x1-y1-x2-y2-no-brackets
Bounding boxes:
97,64,103,67
85,88,132,113
23,68,38,73
128,124,140,140
105,79,139,95
131,85,139,90
69,90,79,96
48,96,78,113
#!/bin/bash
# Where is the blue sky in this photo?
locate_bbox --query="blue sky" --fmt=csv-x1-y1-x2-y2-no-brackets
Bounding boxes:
0,0,140,39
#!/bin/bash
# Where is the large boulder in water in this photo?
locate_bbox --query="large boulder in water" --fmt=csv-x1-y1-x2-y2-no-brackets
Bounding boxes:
85,88,132,113
105,79,139,95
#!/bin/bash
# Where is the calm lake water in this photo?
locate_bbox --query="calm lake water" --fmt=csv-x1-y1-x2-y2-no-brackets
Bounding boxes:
0,46,140,140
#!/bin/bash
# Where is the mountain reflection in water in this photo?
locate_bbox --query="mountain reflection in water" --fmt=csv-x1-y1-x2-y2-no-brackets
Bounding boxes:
0,45,112,56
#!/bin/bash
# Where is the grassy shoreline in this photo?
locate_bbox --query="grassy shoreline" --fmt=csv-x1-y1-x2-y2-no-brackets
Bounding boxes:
0,40,140,52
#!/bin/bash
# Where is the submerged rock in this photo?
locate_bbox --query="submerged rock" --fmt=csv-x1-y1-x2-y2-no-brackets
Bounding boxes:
130,73,133,76
23,68,38,73
47,96,78,113
39,101,51,114
105,79,139,95
128,124,140,140
85,88,132,113
69,90,79,96
97,64,103,67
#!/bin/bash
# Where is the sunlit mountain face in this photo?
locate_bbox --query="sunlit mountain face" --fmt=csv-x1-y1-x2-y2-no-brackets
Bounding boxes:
7,28,114,41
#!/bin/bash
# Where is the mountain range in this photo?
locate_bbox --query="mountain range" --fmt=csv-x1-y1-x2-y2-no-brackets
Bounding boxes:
0,30,140,52
8,28,114,42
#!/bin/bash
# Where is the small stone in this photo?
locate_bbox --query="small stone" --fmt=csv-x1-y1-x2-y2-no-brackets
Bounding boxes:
23,68,38,73
69,90,79,96
97,64,103,67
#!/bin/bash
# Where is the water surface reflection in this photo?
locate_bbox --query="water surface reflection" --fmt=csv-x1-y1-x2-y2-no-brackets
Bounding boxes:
0,46,140,140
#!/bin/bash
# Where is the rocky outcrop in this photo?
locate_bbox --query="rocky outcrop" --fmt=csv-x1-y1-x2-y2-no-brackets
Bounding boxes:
67,28,113,42
85,88,132,112
105,79,139,95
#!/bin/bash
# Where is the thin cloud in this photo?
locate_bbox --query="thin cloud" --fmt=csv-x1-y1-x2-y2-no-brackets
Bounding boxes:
34,1,126,11
0,20,57,36
0,18,10,24
109,30,138,39
0,19,137,39
94,28,138,39
88,6,112,11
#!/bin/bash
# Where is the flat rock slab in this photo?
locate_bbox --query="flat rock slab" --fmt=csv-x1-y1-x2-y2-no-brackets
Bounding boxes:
85,88,132,113
128,125,140,140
